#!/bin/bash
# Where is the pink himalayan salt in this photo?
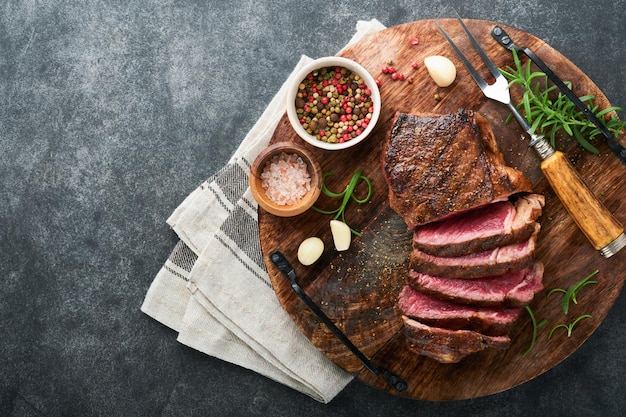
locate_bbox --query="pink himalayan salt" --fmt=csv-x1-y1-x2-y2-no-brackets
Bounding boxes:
261,152,311,205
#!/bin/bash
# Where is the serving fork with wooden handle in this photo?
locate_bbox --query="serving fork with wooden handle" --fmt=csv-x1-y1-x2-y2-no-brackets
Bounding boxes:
435,18,626,258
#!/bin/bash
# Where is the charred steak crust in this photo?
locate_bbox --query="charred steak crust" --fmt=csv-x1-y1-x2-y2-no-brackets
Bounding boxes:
382,110,533,230
402,316,511,364
413,194,545,257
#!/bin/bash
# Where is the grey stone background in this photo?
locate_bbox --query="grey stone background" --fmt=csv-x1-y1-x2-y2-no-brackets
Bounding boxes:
2,1,625,416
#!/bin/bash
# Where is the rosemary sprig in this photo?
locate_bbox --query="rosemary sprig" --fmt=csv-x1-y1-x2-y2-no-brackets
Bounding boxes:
547,269,599,315
548,314,593,339
312,169,373,236
499,49,626,154
523,269,599,354
523,305,548,356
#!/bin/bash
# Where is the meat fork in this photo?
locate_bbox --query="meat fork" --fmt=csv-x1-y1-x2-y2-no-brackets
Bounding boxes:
435,18,626,258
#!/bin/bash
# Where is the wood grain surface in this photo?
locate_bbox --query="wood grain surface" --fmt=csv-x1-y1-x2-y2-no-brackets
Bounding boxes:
258,19,626,400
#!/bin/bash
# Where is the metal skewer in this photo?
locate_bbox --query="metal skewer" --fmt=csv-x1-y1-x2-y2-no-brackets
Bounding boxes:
269,250,407,392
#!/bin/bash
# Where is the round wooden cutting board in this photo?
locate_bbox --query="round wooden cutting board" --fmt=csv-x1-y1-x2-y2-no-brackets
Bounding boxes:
258,19,626,400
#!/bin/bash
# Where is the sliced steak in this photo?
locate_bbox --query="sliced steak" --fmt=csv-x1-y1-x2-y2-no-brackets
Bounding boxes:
410,229,538,279
403,316,511,363
408,262,544,307
382,110,533,230
398,285,521,336
413,194,545,257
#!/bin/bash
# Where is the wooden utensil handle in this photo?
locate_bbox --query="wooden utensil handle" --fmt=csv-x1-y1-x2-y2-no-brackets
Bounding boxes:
541,150,624,252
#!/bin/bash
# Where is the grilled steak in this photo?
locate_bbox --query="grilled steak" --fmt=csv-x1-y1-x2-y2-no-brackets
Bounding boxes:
382,109,543,363
413,194,545,257
409,229,538,279
382,110,533,230
398,285,522,336
403,316,511,363
407,262,544,307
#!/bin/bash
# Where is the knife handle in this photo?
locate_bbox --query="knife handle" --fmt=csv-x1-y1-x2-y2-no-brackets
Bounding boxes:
540,150,625,257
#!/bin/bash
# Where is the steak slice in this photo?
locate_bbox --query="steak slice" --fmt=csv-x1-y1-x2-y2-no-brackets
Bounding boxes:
413,194,545,257
398,285,522,336
410,229,538,279
382,110,533,230
403,316,511,363
407,262,544,307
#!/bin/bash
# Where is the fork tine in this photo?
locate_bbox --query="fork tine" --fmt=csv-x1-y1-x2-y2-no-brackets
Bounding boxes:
434,21,487,90
455,17,502,80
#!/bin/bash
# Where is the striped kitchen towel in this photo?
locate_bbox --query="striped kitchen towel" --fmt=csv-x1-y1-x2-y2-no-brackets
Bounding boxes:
141,19,386,403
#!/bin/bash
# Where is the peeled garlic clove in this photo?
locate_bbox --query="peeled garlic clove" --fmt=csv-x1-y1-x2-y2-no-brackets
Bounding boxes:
297,237,324,265
330,220,351,251
424,55,457,87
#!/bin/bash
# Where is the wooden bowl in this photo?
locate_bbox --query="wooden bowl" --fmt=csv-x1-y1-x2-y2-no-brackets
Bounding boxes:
249,142,322,217
286,56,381,151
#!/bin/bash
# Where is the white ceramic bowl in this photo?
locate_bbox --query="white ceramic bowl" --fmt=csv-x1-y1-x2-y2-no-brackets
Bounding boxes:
286,56,381,151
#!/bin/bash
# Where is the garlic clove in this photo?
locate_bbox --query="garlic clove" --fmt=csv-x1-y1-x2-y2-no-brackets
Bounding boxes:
424,55,457,87
297,237,324,265
330,220,351,251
